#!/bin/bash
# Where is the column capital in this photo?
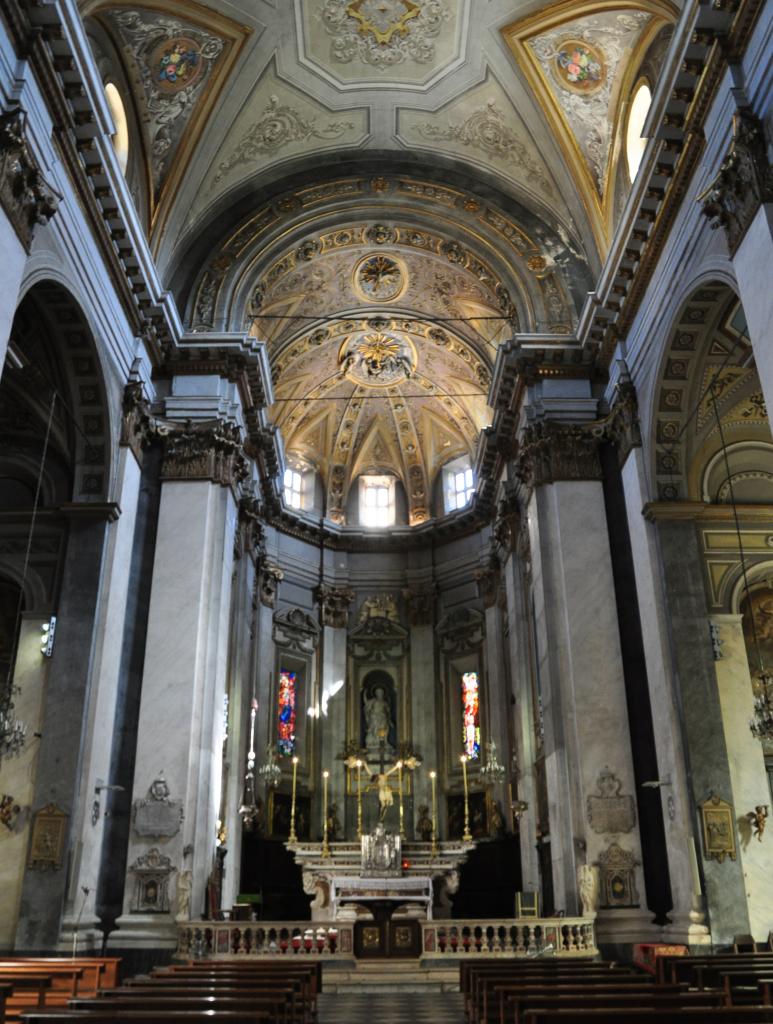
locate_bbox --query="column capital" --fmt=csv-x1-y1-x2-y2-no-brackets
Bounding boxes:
258,561,283,608
401,583,437,626
0,107,60,253
474,555,502,609
494,490,525,557
161,419,248,492
315,583,355,628
120,381,158,462
234,493,265,562
516,420,603,488
699,109,773,255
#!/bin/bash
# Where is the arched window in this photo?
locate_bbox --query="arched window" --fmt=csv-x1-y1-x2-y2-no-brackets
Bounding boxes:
359,474,396,527
284,467,303,509
443,457,475,513
104,82,129,175
625,80,652,182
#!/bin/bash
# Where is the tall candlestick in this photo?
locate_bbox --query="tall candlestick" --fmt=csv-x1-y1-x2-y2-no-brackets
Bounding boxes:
397,761,404,837
430,770,438,857
356,759,363,839
461,754,472,842
289,756,299,843
322,770,330,857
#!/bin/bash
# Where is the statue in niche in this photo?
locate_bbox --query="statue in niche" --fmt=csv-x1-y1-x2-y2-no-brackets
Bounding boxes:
577,863,599,917
416,805,433,842
176,869,192,921
361,672,397,752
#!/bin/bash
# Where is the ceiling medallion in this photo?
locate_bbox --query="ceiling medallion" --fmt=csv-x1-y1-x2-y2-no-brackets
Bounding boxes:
151,36,205,94
353,253,407,303
553,39,606,95
345,0,420,45
339,332,416,387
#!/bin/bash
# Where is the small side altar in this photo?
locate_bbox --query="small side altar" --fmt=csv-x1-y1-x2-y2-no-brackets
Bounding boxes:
288,834,473,921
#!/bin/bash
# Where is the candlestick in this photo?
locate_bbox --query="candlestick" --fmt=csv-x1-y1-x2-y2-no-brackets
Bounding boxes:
461,754,472,842
430,770,438,857
397,761,404,837
356,759,363,840
289,756,299,843
322,770,330,857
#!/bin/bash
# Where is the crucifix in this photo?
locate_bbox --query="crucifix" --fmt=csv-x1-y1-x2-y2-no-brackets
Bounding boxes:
360,730,401,823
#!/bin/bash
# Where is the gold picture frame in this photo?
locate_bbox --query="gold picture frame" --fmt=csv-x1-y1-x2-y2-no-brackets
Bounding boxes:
28,803,67,871
700,792,737,863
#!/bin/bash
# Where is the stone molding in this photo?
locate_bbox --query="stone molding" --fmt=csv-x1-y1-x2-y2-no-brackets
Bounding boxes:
272,606,320,655
315,584,355,628
494,490,523,556
474,556,501,610
516,421,603,489
699,109,773,256
588,380,642,467
234,494,264,562
401,583,437,626
160,419,248,491
348,614,409,662
0,107,60,253
435,607,484,655
120,381,159,462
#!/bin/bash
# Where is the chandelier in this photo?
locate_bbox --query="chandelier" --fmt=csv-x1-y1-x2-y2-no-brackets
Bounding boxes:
257,746,282,789
480,740,506,784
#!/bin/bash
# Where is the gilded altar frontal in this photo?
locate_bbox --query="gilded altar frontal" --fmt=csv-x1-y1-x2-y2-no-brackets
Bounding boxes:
0,0,771,985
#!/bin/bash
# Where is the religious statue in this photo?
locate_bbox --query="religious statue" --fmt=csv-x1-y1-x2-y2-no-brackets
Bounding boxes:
358,594,399,623
326,802,341,841
176,868,192,921
416,804,433,842
361,758,401,821
577,863,599,917
489,799,505,837
363,686,392,750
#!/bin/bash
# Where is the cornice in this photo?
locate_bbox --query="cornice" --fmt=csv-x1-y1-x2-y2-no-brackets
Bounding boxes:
643,501,773,523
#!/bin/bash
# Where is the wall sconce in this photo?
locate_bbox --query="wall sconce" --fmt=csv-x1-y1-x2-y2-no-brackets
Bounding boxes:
91,779,124,826
40,616,57,658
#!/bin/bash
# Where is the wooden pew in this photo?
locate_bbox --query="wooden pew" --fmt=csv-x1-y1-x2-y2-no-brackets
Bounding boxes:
94,982,308,1023
21,1011,273,1024
507,990,723,1023
522,1009,773,1024
68,994,296,1024
476,973,652,1024
496,983,689,1024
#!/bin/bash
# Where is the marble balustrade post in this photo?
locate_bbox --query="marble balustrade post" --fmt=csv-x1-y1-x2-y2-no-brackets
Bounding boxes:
519,421,653,942
709,614,773,940
653,519,752,944
115,418,240,947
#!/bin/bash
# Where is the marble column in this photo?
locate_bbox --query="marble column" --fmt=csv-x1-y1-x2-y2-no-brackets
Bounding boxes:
710,614,773,940
519,421,653,943
655,519,751,944
115,419,241,947
15,506,114,950
59,440,143,951
407,585,437,834
622,447,710,946
498,494,540,895
481,584,511,824
319,619,348,836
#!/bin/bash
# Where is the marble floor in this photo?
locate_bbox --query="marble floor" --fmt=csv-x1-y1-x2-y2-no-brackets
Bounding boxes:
318,992,465,1023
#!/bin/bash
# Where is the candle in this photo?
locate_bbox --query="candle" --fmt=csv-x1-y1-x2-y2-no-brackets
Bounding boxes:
356,759,363,840
430,770,438,857
322,770,330,857
461,754,472,842
289,756,299,843
397,761,404,837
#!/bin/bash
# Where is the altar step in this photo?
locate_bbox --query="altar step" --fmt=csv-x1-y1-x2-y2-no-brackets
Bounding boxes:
322,960,460,993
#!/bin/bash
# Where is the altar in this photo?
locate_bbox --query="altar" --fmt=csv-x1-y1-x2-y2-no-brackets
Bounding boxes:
330,875,434,921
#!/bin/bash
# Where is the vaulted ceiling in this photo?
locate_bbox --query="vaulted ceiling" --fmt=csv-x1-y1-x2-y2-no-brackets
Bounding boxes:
80,0,677,524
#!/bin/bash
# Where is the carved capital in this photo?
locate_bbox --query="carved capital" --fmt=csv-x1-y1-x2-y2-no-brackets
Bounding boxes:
0,107,60,252
120,382,158,462
401,583,437,626
161,420,248,491
315,584,355,628
259,562,283,608
235,494,264,562
699,109,773,255
494,491,523,556
600,380,642,464
516,421,602,489
474,557,501,609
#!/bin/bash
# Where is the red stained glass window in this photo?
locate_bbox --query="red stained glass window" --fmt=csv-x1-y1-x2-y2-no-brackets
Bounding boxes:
278,669,297,756
462,671,480,759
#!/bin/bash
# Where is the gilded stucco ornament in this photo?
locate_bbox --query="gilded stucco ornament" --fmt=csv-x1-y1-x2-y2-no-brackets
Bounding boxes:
339,332,416,386
321,0,448,68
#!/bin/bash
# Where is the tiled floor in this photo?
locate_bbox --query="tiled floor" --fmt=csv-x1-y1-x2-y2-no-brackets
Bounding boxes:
318,992,465,1023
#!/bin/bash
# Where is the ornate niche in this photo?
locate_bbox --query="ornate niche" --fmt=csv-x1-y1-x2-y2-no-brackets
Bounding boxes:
128,847,175,914
347,594,410,764
597,842,640,908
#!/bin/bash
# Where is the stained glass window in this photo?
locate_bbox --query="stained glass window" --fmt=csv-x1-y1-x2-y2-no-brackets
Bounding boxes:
462,671,480,759
277,669,297,756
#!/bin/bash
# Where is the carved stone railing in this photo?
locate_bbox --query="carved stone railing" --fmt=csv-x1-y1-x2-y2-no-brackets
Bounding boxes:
176,917,596,960
421,919,597,958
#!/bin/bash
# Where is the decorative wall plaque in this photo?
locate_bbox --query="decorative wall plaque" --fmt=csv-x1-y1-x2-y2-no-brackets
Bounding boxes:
700,792,737,863
133,773,184,838
27,803,67,871
597,842,639,908
129,847,174,913
587,767,636,834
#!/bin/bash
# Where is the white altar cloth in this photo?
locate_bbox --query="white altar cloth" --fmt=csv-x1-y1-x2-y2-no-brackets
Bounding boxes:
330,875,433,921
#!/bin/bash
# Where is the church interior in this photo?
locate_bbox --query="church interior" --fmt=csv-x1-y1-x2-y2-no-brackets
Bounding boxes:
1,0,773,1017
